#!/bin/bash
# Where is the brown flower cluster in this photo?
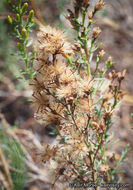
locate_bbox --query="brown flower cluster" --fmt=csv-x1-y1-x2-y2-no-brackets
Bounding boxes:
31,1,126,188
31,24,125,186
32,25,95,128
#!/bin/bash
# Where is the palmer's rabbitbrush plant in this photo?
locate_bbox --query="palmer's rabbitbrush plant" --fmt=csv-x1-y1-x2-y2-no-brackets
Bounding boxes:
32,0,129,189
8,0,129,189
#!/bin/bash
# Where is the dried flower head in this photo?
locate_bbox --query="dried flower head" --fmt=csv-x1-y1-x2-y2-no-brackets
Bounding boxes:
37,25,73,59
100,164,110,172
93,27,101,39
98,50,105,59
88,11,93,19
95,0,105,11
107,56,113,63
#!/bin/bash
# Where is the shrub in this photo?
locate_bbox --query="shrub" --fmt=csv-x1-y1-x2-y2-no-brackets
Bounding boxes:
7,0,129,189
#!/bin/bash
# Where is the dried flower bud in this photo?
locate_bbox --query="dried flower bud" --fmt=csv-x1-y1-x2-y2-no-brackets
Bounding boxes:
67,9,74,18
100,123,105,131
122,69,126,78
95,0,105,11
91,121,99,130
111,70,118,79
117,72,121,79
101,68,104,73
117,70,126,82
108,56,112,62
105,106,113,118
112,70,116,74
118,70,126,80
72,43,81,51
106,56,114,69
93,27,101,39
98,50,105,59
83,0,90,8
88,11,93,19
100,164,109,172
108,72,113,79
83,0,89,4
73,0,82,16
117,91,125,100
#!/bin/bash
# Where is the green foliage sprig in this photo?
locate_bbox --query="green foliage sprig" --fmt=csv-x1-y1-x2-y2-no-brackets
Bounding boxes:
7,0,36,79
0,124,28,190
66,0,114,77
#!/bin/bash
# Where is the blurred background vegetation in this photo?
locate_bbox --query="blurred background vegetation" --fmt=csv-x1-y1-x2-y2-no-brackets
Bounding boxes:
0,0,133,189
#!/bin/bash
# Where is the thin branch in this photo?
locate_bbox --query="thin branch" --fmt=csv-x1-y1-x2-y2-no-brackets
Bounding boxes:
88,152,97,190
92,133,104,165
0,171,10,190
0,162,25,173
0,146,14,190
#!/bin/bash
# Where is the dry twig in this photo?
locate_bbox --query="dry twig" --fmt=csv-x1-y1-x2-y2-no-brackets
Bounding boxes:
0,146,14,190
0,171,10,190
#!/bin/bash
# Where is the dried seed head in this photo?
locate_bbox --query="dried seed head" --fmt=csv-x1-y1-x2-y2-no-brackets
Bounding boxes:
37,25,73,57
67,9,74,19
83,0,90,8
100,164,110,172
100,122,106,131
122,69,126,78
95,0,105,11
83,0,89,4
88,11,93,19
108,72,113,79
73,0,83,16
108,70,118,80
91,121,99,130
118,69,126,81
107,56,112,63
98,50,105,59
72,43,81,51
93,27,101,39
117,90,126,100
117,72,121,79
104,106,114,118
